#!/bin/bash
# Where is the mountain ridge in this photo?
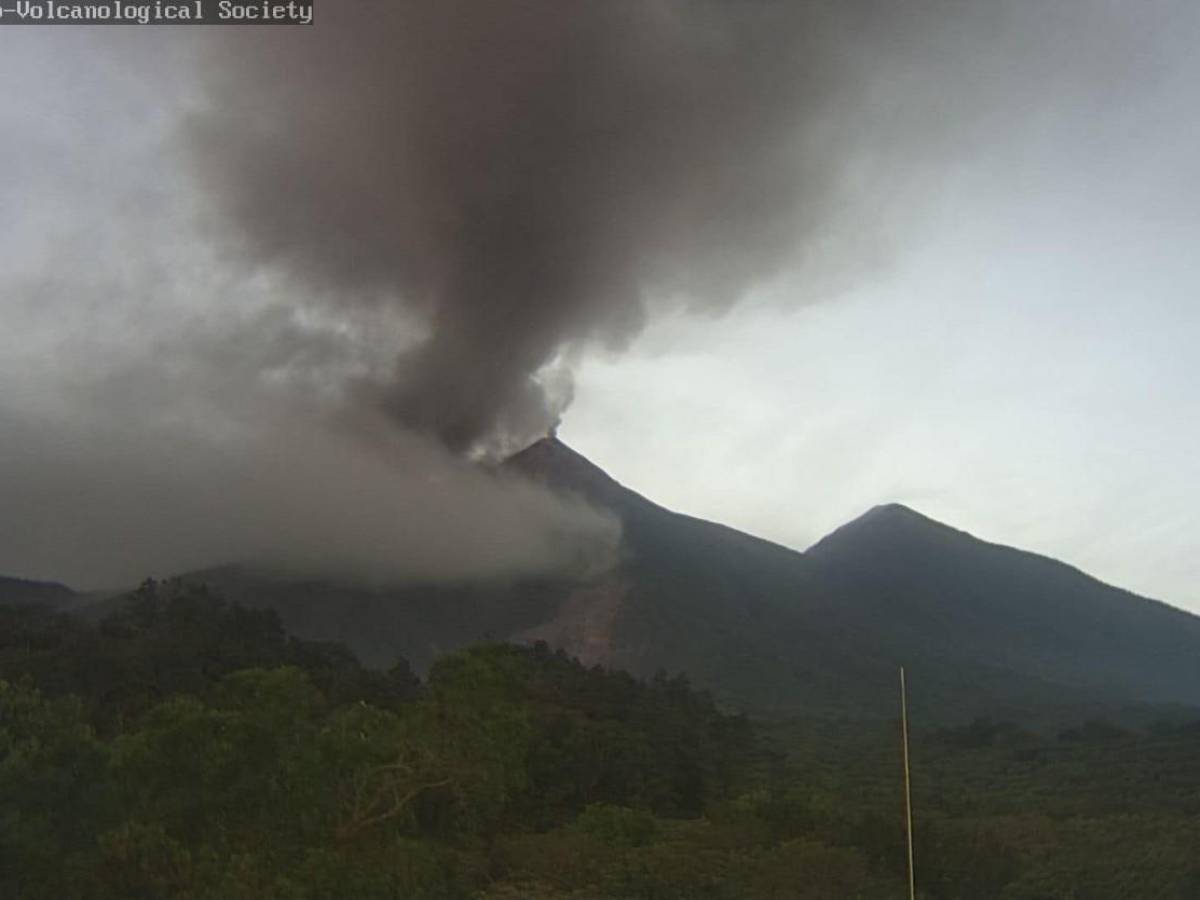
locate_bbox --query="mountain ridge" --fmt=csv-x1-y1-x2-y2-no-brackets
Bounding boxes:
496,438,1200,719
5,437,1198,724
0,574,76,609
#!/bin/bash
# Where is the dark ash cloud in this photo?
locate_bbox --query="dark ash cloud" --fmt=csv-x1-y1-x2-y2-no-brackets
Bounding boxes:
4,2,1183,589
187,1,876,452
0,396,620,591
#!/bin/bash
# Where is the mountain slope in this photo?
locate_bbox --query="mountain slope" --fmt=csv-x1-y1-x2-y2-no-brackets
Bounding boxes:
806,502,1200,708
44,437,1200,724
504,438,878,709
0,575,75,609
503,439,1200,721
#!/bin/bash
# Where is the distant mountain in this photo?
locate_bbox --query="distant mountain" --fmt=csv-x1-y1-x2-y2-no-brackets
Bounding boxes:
0,575,75,609
15,438,1200,724
501,440,1200,722
806,502,1200,712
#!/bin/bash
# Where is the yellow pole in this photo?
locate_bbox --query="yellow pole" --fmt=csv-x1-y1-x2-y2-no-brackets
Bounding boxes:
901,666,916,900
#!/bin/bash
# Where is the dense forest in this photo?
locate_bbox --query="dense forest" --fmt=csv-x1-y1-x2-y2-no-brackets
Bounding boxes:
3,581,1200,898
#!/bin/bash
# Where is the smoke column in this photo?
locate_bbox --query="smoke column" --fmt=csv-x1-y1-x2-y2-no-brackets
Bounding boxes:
189,0,870,453
3,1,1164,587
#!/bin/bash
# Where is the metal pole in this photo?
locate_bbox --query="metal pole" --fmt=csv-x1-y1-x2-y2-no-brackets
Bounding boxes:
901,666,916,900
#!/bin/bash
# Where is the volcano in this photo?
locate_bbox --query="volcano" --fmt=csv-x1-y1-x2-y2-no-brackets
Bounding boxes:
23,437,1200,724
499,439,1200,721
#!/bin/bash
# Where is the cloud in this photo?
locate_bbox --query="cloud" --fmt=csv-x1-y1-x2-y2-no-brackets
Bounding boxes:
183,1,894,450
3,2,1190,589
0,393,619,590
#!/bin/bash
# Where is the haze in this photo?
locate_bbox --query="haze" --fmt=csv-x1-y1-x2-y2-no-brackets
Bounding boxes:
0,2,1197,610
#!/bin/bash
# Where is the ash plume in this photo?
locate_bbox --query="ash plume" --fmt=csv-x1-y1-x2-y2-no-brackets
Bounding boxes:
187,1,869,452
2,2,1177,589
0,399,619,590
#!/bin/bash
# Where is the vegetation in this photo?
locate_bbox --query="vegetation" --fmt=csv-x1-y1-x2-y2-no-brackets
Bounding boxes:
3,581,1200,897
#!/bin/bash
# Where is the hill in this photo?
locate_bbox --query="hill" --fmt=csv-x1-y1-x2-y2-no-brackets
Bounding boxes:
167,439,1200,723
11,438,1200,724
807,503,1200,712
505,440,1200,721
0,574,76,609
5,576,1200,899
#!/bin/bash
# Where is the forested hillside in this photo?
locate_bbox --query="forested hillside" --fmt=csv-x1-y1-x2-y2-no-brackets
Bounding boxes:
4,581,1200,898
0,575,75,610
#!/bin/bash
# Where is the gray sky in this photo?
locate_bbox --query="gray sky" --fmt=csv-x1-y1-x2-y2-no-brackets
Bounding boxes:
1,3,1198,611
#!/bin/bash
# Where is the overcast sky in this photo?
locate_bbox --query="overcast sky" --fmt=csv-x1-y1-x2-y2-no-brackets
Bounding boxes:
1,4,1198,612
561,2,1200,612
